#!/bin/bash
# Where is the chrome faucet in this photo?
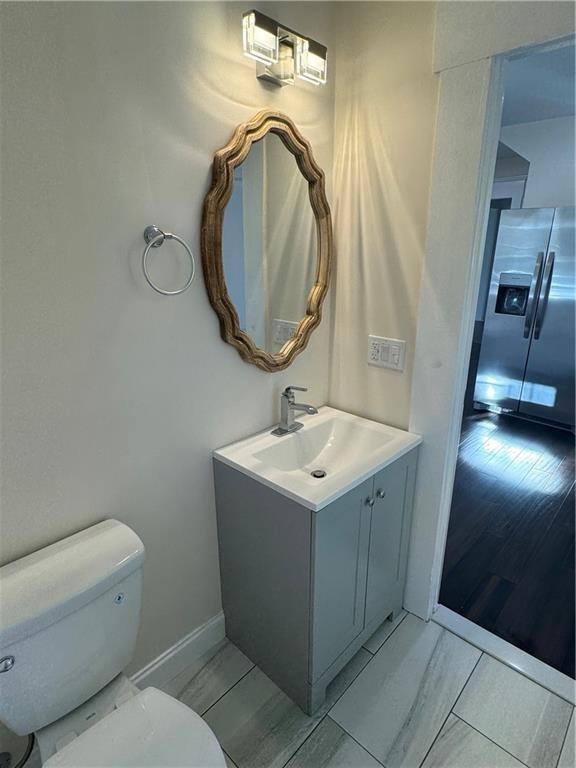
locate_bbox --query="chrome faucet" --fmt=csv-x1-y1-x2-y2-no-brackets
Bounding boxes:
271,386,318,436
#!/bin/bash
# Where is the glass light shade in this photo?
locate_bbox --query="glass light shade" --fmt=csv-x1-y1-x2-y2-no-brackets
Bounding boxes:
295,38,327,86
242,11,279,65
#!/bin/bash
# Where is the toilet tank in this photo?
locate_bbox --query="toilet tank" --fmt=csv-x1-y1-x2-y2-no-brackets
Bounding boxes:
0,520,145,735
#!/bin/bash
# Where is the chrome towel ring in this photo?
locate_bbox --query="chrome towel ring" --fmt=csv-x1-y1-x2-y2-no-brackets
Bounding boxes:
142,225,196,296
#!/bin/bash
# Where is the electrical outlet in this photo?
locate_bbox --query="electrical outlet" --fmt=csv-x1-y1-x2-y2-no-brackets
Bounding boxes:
368,338,381,362
367,335,406,371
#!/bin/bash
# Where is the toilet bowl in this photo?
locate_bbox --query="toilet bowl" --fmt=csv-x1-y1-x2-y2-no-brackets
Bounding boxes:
0,520,226,767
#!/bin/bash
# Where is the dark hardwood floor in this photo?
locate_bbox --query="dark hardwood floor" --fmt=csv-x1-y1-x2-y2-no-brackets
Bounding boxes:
440,412,575,678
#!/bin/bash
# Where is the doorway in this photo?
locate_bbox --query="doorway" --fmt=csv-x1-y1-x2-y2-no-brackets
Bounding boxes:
438,43,575,679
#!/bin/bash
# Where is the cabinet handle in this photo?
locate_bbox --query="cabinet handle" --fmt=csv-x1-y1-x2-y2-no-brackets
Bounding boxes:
365,496,375,508
376,489,386,499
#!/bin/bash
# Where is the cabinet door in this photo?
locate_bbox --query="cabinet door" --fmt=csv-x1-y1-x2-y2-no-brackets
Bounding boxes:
310,478,372,682
365,456,413,627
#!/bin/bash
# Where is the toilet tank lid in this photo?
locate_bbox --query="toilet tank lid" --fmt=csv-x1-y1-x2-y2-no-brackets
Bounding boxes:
0,520,144,648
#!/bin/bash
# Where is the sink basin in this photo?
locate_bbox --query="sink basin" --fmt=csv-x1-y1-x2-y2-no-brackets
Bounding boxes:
214,407,422,510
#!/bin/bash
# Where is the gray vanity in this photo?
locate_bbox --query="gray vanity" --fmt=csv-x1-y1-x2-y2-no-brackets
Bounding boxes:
213,406,420,714
202,111,421,716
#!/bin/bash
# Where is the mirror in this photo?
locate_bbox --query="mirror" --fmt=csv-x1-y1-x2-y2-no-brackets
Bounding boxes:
201,110,332,372
222,133,317,354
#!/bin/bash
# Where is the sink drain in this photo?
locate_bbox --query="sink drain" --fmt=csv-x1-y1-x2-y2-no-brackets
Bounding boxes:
310,469,327,479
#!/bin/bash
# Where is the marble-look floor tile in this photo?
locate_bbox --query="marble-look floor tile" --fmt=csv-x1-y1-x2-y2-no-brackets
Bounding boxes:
160,641,227,699
178,640,254,715
203,648,371,768
558,711,575,768
454,655,573,768
330,614,481,768
285,717,382,768
421,714,525,768
363,610,407,654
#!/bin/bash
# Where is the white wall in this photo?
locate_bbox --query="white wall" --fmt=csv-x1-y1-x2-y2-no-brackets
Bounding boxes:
492,180,526,208
0,1,335,674
435,1,575,72
501,116,575,208
329,2,438,429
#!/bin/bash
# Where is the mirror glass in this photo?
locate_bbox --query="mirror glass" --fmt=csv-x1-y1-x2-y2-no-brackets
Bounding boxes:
221,133,317,354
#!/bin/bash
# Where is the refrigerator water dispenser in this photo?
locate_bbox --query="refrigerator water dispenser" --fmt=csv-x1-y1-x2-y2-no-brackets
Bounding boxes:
495,272,531,316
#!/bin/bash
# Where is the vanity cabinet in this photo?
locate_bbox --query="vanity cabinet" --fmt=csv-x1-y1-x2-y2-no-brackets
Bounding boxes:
311,477,372,683
213,447,418,715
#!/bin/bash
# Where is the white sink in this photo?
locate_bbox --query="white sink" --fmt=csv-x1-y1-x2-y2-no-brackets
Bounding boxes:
214,407,422,510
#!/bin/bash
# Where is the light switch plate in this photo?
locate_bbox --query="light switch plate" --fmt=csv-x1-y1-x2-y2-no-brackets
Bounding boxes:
367,335,406,371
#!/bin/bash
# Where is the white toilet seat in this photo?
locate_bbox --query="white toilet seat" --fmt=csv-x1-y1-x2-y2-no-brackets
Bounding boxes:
43,687,226,767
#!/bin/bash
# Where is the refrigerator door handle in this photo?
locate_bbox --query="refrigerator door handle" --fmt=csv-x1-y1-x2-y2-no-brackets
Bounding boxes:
523,252,545,338
533,252,555,340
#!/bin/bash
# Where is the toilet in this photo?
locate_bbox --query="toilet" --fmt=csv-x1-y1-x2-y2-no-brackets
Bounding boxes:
0,520,226,767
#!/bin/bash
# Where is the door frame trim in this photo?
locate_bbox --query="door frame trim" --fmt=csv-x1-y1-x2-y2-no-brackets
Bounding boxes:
405,35,575,621
405,53,505,618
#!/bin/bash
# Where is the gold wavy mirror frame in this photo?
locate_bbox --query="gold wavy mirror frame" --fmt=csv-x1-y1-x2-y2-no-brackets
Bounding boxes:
201,110,333,372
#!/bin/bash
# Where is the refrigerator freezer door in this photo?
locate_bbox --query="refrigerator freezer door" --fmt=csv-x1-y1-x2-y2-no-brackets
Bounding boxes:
519,207,575,428
475,208,555,413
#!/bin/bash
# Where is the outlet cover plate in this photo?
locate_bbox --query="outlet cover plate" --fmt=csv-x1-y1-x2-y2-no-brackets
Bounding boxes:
368,335,406,371
273,319,299,345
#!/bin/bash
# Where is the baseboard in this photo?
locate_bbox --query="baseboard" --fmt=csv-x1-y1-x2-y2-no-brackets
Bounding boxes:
131,611,225,691
433,605,575,705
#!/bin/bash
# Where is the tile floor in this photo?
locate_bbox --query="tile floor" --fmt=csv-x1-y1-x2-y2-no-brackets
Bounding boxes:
161,612,575,768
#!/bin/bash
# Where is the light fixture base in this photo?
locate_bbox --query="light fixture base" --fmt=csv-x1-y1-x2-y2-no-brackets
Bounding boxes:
256,64,290,87
256,38,295,87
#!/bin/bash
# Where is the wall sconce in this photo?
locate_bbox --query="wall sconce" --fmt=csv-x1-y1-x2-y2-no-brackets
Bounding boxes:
242,9,327,88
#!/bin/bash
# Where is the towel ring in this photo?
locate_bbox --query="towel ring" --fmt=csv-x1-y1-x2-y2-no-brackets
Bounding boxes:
142,225,196,296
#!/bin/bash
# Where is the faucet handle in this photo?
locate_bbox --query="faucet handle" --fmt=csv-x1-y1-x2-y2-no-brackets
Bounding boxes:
284,385,307,394
283,386,307,402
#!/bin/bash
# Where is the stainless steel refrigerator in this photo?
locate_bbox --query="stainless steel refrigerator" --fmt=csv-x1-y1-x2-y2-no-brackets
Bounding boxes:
474,207,575,429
